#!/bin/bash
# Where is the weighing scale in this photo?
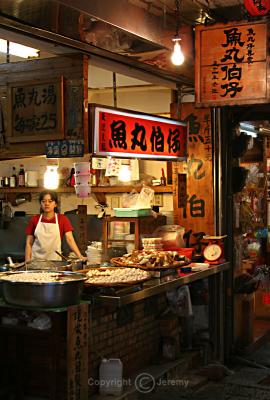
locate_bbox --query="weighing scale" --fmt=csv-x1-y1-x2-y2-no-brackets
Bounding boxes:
203,235,227,264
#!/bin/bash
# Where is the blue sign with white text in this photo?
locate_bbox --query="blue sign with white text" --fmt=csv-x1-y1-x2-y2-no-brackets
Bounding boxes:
46,140,84,158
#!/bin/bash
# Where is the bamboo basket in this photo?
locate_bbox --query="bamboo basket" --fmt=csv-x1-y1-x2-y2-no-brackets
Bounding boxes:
110,257,187,270
77,267,151,287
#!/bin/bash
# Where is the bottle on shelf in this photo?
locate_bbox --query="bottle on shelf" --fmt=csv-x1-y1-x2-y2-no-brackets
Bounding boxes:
10,166,17,187
160,168,166,186
65,167,75,187
91,169,98,186
18,164,25,187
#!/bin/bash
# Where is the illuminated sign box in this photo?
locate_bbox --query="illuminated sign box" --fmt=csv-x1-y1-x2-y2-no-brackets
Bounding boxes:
90,105,187,160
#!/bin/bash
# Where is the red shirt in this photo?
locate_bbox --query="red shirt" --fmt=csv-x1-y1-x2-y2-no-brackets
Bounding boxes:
25,214,73,239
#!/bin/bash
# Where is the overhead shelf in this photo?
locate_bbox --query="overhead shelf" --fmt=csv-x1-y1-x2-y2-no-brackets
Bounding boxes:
0,185,173,194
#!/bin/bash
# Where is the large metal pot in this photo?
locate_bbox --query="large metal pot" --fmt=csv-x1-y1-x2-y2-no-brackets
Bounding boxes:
1,271,87,308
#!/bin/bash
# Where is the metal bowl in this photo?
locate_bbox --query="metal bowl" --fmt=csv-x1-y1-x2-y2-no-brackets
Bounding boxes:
1,271,87,308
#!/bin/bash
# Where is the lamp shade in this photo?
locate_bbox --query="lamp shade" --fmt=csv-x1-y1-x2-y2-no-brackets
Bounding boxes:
244,0,270,16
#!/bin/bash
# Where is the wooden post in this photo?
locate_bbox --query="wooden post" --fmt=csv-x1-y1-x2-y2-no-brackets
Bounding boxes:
171,102,214,236
67,303,89,400
77,205,88,254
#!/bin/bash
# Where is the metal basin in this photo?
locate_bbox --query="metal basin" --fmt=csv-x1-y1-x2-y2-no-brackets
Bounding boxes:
25,259,73,271
25,259,87,271
1,271,87,308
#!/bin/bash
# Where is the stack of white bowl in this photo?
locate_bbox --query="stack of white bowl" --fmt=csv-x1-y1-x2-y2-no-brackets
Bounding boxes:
86,242,102,265
74,162,91,198
142,237,163,250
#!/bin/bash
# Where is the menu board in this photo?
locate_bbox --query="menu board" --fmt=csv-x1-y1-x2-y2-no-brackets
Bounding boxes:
8,77,64,142
195,20,269,107
172,102,214,235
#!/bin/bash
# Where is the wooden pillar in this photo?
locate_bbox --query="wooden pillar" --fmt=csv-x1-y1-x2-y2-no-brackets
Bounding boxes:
171,102,214,237
77,205,88,254
67,303,89,400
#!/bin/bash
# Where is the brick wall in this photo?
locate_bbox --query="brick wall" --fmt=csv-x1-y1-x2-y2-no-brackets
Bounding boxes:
89,294,168,390
0,294,169,398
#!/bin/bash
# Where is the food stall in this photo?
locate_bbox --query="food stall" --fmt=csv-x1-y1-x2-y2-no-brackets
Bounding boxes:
0,43,231,400
0,262,230,399
0,99,231,400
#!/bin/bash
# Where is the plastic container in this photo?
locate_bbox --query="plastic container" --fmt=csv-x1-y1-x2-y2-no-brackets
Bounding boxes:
113,208,152,217
74,174,91,185
125,234,135,253
74,184,91,198
153,225,185,250
25,171,38,187
178,248,194,259
74,162,91,175
99,358,123,396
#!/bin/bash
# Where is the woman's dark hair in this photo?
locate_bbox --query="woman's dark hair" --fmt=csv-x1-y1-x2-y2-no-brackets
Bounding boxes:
39,190,59,213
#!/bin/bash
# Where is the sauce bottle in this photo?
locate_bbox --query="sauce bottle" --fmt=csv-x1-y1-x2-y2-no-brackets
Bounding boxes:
10,166,17,187
18,164,25,187
160,168,166,186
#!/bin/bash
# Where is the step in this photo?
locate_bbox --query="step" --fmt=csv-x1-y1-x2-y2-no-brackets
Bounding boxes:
91,351,200,400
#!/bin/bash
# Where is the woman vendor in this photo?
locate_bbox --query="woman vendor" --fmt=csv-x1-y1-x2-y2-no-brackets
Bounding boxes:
25,190,85,261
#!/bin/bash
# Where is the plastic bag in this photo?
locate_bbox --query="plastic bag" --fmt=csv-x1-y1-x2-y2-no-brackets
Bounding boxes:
135,186,154,209
166,286,193,317
122,186,154,209
27,313,52,330
122,190,139,208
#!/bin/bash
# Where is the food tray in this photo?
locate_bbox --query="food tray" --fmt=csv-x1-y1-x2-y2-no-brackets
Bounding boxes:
113,208,152,217
77,268,151,287
110,257,187,270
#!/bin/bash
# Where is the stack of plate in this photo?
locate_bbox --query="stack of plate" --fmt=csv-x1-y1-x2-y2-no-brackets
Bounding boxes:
142,237,163,251
86,243,102,265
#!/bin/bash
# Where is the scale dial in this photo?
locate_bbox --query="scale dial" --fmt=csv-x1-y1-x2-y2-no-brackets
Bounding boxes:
203,243,222,262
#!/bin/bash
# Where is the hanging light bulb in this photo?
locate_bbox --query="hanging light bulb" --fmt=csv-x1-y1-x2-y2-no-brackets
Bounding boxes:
171,37,185,66
118,162,131,182
44,166,59,189
171,0,185,66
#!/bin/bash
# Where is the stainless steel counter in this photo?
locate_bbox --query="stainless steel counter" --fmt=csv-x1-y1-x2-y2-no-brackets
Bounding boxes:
92,262,230,307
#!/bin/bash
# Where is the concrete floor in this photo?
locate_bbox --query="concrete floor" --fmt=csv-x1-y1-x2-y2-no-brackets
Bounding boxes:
140,344,270,400
7,343,270,400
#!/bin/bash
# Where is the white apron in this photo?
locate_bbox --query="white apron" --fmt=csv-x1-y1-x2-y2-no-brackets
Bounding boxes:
31,213,62,260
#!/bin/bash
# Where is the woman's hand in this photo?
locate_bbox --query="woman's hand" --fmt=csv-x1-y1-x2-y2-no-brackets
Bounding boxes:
65,231,87,261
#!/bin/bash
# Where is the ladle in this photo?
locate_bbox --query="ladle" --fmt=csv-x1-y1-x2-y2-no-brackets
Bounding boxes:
55,251,70,262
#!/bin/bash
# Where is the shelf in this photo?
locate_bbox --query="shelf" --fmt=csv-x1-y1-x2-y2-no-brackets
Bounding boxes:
0,185,173,194
92,185,173,193
0,187,74,194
